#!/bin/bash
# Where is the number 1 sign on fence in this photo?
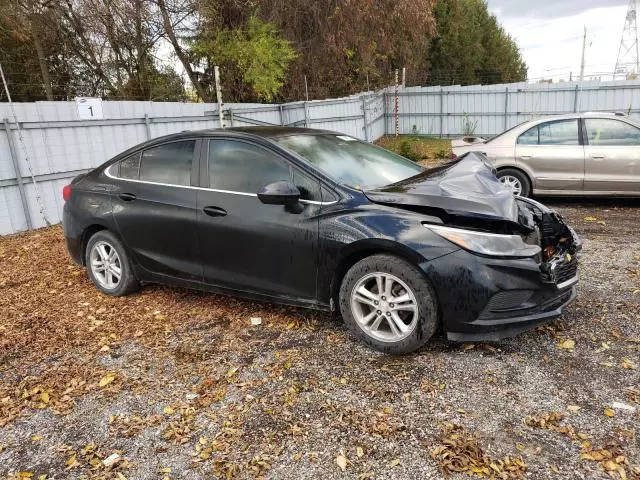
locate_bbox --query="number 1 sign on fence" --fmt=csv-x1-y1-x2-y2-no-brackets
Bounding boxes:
75,97,104,120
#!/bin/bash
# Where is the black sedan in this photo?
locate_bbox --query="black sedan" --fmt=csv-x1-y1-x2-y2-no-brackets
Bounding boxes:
62,127,581,354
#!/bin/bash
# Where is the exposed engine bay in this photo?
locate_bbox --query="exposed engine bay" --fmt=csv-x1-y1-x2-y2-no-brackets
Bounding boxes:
516,196,582,286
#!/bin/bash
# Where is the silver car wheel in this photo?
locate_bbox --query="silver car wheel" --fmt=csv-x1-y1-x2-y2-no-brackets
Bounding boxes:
89,240,122,290
499,175,522,195
349,272,419,343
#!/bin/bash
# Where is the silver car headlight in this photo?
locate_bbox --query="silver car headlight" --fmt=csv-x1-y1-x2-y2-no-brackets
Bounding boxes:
424,224,541,258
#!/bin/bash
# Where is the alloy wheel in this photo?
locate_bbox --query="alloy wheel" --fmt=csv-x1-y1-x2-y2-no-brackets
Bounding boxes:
349,272,419,343
499,175,522,195
89,241,122,290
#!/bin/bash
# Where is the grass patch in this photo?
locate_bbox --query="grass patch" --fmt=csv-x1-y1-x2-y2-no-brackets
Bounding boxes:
375,135,452,164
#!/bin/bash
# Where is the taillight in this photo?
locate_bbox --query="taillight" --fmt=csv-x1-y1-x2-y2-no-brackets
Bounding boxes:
63,184,72,202
450,151,457,160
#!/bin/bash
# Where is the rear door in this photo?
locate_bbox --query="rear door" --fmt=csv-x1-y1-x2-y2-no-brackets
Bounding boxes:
196,138,321,301
583,117,640,192
109,139,202,281
515,119,584,191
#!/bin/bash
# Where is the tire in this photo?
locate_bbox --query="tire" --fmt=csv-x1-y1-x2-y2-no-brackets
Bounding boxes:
496,168,531,197
339,254,439,354
85,230,139,296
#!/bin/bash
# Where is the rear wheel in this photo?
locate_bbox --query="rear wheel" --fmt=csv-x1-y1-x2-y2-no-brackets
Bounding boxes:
85,230,139,296
339,254,439,354
497,168,531,197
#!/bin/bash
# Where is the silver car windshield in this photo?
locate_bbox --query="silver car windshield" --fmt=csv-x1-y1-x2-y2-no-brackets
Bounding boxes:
277,134,425,189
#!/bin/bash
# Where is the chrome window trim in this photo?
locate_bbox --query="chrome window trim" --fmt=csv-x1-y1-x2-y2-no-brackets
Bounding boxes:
104,164,338,204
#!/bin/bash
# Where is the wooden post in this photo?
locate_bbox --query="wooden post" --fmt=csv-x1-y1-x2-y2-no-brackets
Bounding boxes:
214,66,224,128
361,95,369,142
394,69,399,136
504,87,509,131
144,113,151,140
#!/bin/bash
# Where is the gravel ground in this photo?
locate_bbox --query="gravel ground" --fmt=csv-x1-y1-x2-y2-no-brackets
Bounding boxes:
1,198,639,480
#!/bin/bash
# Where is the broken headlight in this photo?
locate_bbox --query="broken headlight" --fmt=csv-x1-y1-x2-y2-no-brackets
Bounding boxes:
424,224,541,258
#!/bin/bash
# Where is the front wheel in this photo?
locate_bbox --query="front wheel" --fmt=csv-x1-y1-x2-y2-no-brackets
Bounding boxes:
339,254,439,354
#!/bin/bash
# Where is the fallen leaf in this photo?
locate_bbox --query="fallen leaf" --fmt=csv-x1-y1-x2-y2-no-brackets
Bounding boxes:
567,405,581,413
603,408,615,418
389,459,401,467
336,453,347,471
99,373,116,387
103,452,121,468
557,339,575,350
356,446,364,457
621,358,637,370
584,216,597,222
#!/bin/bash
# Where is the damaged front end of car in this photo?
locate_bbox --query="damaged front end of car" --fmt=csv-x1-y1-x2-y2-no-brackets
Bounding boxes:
364,152,581,340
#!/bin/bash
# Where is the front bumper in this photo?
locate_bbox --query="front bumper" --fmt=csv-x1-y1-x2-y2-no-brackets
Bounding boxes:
420,249,578,341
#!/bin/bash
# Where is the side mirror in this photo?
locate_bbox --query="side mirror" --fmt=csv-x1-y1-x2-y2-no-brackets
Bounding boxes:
257,181,300,206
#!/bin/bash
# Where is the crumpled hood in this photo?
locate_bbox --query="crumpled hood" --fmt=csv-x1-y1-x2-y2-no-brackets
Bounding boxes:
364,152,519,222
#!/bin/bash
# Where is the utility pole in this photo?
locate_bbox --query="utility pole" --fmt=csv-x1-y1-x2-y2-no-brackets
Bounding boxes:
579,27,587,81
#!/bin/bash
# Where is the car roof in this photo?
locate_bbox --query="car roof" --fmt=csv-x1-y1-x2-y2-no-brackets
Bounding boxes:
522,112,629,123
155,126,339,141
107,127,344,165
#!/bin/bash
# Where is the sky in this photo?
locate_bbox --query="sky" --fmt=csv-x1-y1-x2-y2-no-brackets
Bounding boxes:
486,0,633,82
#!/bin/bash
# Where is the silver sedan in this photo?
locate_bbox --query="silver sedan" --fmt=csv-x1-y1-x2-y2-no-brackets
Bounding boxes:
451,112,640,197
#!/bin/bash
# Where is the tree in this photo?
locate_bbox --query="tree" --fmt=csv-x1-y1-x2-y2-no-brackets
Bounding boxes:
0,0,62,100
426,0,527,86
258,0,437,100
194,15,296,101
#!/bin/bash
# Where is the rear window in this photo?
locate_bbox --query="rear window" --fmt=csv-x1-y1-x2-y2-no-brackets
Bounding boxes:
517,119,579,146
139,141,195,186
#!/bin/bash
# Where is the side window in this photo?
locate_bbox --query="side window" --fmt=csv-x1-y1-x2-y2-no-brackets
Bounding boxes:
118,153,140,179
293,169,321,201
139,140,195,186
208,140,291,193
517,126,538,145
538,120,579,145
517,120,579,146
585,118,640,146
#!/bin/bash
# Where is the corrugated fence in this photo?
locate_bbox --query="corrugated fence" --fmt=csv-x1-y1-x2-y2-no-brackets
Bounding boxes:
2,79,640,234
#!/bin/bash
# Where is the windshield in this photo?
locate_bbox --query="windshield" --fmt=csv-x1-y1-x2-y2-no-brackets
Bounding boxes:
277,134,425,189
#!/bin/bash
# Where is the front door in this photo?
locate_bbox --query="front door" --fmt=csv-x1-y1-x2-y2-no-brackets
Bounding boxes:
197,138,320,302
515,118,584,192
110,139,202,281
583,117,640,192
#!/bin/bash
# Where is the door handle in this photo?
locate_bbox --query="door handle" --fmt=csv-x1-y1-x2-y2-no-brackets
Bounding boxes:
591,155,605,159
203,206,227,217
519,155,532,160
119,193,136,202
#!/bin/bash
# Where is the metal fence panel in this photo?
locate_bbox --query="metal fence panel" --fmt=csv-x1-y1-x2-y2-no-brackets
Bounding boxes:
3,80,640,234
